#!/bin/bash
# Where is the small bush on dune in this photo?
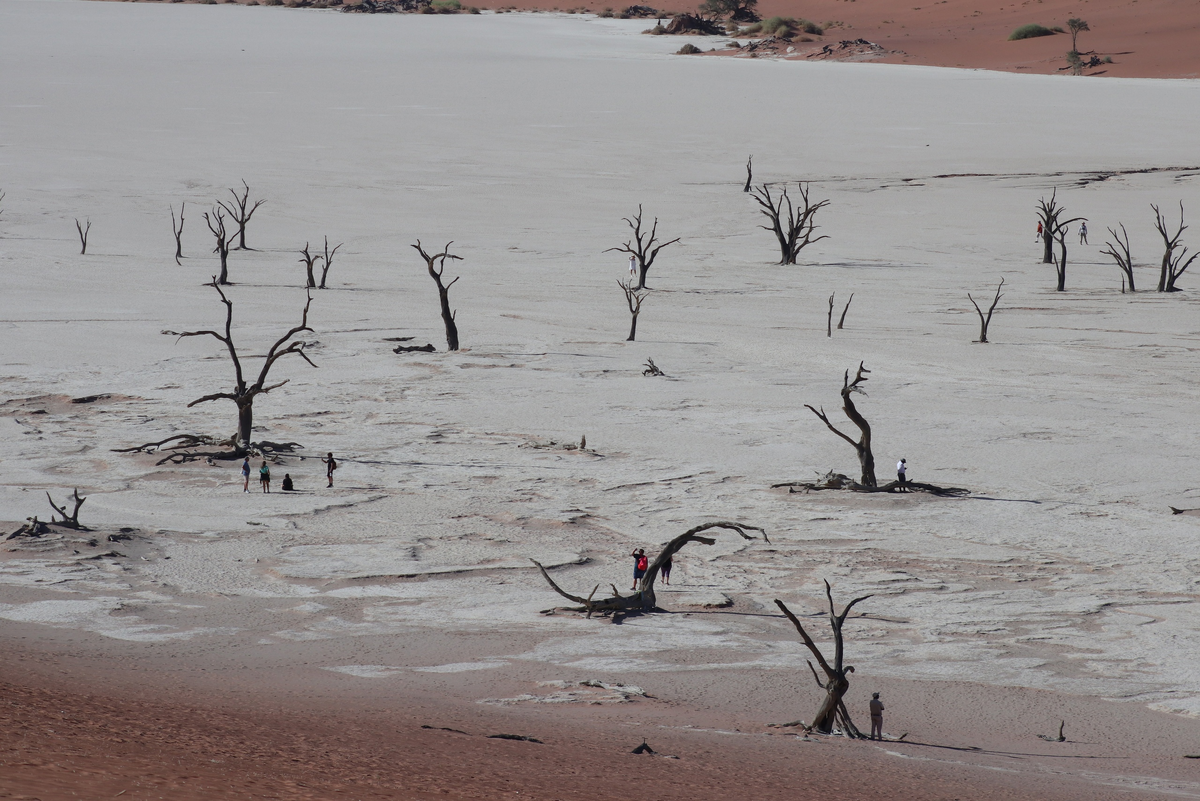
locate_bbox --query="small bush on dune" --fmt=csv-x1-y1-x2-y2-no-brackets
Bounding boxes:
432,0,461,10
742,16,821,38
677,42,701,53
1009,23,1056,40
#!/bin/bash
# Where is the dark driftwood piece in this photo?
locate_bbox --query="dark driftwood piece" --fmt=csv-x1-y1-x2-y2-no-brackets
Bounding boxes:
775,582,872,737
805,362,877,487
171,203,185,265
533,521,767,616
299,242,321,289
751,182,829,265
743,155,753,193
619,279,648,341
1101,224,1135,292
218,180,265,250
46,488,87,530
1037,720,1066,742
773,471,969,497
319,236,343,289
837,293,853,330
643,358,665,376
394,343,436,353
204,207,233,285
968,277,1004,343
412,240,462,351
604,205,679,291
1152,202,1198,292
166,279,316,453
75,218,91,255
112,433,236,465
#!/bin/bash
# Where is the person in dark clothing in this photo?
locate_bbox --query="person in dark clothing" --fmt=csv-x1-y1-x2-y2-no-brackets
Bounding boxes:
631,548,647,591
660,555,673,585
281,474,294,492
259,461,271,493
322,452,338,488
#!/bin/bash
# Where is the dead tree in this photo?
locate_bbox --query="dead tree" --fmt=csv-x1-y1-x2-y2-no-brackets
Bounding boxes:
619,279,648,341
805,362,876,487
171,203,186,266
1101,224,1135,292
218,180,265,250
604,205,680,290
968,277,1004,343
204,207,233,285
533,521,767,615
299,242,321,289
743,155,753,193
751,183,829,265
775,581,872,736
46,488,87,530
1036,190,1061,264
167,279,316,454
319,236,343,289
1152,202,1198,292
1051,212,1086,292
837,293,853,330
412,240,462,351
75,218,91,255
0,189,5,224
826,293,834,338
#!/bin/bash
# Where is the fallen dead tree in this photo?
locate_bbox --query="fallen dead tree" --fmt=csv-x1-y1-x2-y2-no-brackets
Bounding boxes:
772,471,968,497
9,489,89,538
113,433,304,465
533,521,767,616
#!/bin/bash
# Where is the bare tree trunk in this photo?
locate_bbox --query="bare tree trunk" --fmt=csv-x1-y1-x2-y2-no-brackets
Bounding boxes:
204,208,233,285
171,203,185,265
750,183,830,265
319,236,343,289
805,362,876,487
412,241,462,351
604,205,680,291
46,488,87,530
826,293,834,338
774,581,872,737
743,155,753,193
1037,190,1060,265
299,243,320,289
837,293,853,330
75,218,91,255
968,278,1004,343
237,401,254,453
1101,224,1135,292
218,180,266,250
619,279,647,342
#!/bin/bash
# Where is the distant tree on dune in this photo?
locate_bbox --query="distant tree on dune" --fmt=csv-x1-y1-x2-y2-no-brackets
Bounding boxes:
698,0,757,22
1067,18,1089,53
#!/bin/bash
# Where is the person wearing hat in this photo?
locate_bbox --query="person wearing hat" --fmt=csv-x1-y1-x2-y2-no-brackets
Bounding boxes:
869,692,885,740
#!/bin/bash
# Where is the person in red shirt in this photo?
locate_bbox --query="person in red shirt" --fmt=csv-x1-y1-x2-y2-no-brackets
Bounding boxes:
631,548,648,591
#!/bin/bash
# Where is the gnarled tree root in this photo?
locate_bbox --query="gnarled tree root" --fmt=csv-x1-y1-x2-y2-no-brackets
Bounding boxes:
773,472,969,498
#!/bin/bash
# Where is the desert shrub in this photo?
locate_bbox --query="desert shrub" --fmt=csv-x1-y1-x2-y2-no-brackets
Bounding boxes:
1102,55,1112,63
677,42,701,53
745,16,820,37
468,5,480,11
644,23,665,33
1008,23,1055,40
599,6,614,15
432,0,461,9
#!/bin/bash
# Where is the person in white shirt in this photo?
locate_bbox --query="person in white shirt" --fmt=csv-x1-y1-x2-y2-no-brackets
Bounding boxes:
628,255,637,279
896,458,907,491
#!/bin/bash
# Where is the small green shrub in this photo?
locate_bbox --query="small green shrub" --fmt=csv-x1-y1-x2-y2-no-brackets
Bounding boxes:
745,16,821,38
468,5,480,12
432,0,461,9
599,7,614,15
644,23,665,33
1008,23,1056,40
677,42,701,54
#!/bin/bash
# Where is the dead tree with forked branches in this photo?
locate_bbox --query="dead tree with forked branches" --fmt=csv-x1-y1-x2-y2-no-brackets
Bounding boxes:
165,279,316,454
775,582,872,736
171,203,186,265
218,180,266,250
204,207,233,285
751,183,829,265
533,521,767,616
604,205,680,291
805,362,876,488
826,292,853,337
412,241,462,351
1050,209,1086,292
619,279,648,341
299,243,321,289
743,155,753,192
75,218,91,255
968,277,1004,343
1152,202,1198,292
1101,223,1135,292
1036,190,1061,265
46,488,87,530
319,236,343,289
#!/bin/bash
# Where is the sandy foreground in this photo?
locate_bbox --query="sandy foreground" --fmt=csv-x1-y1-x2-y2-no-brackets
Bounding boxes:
3,1,1200,798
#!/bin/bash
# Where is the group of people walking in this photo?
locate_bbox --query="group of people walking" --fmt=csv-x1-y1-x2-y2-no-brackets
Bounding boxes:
241,452,338,493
